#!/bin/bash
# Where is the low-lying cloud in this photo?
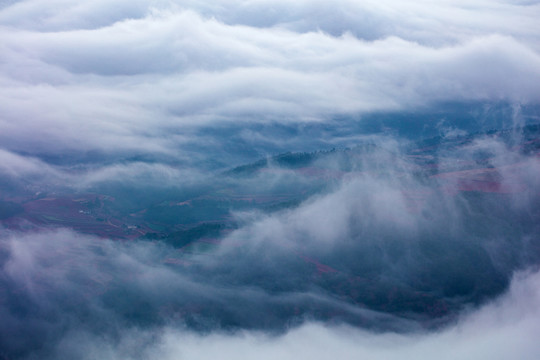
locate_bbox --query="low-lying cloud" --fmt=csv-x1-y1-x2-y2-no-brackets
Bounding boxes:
80,269,540,360
1,0,540,358
2,133,540,358
2,227,540,359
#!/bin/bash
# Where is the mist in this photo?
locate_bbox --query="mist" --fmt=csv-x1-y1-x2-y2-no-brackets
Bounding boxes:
2,132,540,358
1,0,540,359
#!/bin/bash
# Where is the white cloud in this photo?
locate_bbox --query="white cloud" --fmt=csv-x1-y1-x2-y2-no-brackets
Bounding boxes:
2,134,540,359
0,148,58,177
48,269,540,360
1,2,539,356
0,1,539,157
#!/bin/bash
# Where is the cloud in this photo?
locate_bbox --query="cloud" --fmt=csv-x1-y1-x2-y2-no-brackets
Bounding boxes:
0,227,409,358
1,1,539,160
1,1,540,358
159,269,540,360
1,134,539,358
0,146,203,188
11,259,540,359
0,148,58,177
130,269,540,360
1,216,540,359
3,0,540,47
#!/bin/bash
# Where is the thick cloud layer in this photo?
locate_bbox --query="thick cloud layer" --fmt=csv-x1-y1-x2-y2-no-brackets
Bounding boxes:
1,0,540,160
